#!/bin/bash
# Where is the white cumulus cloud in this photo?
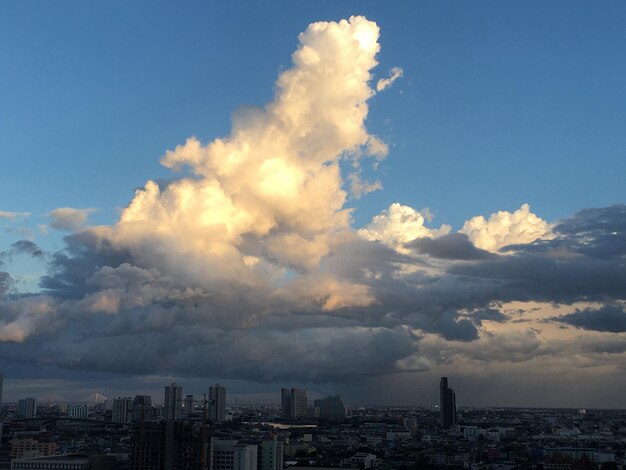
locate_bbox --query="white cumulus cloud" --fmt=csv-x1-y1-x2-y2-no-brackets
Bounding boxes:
359,203,451,252
459,203,552,252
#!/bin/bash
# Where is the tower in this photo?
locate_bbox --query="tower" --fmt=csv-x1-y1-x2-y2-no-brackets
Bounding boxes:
164,383,183,421
439,377,456,428
208,384,226,422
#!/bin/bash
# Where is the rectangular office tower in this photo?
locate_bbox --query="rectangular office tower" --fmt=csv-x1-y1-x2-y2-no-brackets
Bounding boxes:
313,394,346,420
209,383,226,422
164,383,183,421
17,398,37,419
281,388,307,419
439,377,456,428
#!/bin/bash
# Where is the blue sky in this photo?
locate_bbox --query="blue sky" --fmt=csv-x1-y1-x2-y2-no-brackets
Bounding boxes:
2,1,625,234
1,2,626,406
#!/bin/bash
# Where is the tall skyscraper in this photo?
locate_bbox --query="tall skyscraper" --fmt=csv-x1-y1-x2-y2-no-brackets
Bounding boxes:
184,394,195,417
164,383,183,421
281,388,307,419
439,377,457,428
17,398,36,419
313,394,346,420
131,395,152,423
112,397,133,423
209,384,226,422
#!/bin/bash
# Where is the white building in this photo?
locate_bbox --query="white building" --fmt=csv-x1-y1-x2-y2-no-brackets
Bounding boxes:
213,439,258,470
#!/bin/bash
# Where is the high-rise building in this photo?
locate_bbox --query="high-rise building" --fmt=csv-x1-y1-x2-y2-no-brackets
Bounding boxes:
213,439,258,470
164,383,183,421
0,373,3,405
184,394,195,417
112,397,133,423
209,384,226,422
313,394,346,420
280,388,307,419
129,420,209,469
257,436,283,470
439,377,456,428
17,398,36,419
131,395,152,423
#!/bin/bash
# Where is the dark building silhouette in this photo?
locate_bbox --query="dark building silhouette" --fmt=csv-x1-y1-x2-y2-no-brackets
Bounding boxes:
439,376,456,428
129,420,209,470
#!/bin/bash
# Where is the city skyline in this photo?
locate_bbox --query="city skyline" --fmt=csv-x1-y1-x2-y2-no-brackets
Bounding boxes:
1,2,626,408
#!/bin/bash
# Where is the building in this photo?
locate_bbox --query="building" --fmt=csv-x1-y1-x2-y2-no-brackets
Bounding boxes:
281,388,307,419
209,384,226,422
213,439,258,470
112,397,133,423
184,394,195,417
10,438,57,459
164,383,183,421
313,395,346,420
131,395,152,423
439,377,456,428
68,404,89,419
257,436,283,470
11,454,89,470
129,420,209,469
11,454,127,470
17,398,36,419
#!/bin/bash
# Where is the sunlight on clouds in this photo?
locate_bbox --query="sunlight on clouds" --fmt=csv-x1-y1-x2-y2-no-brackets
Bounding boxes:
359,203,451,252
460,203,552,252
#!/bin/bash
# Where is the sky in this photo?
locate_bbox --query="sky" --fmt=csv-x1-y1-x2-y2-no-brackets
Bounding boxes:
1,1,626,407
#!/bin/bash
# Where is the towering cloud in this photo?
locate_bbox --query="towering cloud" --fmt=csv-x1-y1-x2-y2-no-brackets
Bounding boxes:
1,16,626,404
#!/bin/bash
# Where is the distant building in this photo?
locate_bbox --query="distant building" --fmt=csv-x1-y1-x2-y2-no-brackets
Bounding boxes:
164,383,183,421
439,377,456,428
129,420,209,469
10,438,57,459
209,384,226,422
281,388,307,419
17,398,36,419
184,394,195,417
11,454,127,470
131,395,152,423
313,394,346,420
68,404,89,419
213,439,258,470
112,397,132,423
257,436,283,470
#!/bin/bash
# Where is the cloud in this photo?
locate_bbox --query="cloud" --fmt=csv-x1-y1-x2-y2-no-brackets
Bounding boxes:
376,67,403,92
358,203,451,252
0,210,30,220
48,207,95,231
3,16,626,401
552,305,626,333
459,203,552,252
408,233,495,260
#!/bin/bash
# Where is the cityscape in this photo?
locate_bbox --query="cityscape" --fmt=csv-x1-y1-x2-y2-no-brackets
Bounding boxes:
2,374,626,469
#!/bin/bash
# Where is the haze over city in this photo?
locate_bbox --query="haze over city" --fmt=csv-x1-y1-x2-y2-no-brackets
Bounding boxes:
1,1,626,409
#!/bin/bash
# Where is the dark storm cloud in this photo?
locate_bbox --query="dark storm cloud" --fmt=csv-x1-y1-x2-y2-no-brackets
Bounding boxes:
0,272,13,299
408,233,495,260
2,204,626,384
0,240,45,265
552,305,626,333
451,206,626,303
40,231,132,298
